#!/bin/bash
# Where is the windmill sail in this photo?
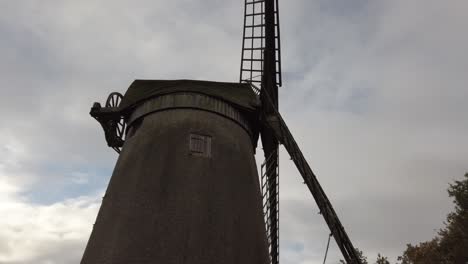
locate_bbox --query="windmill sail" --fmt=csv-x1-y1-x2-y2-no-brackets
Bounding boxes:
240,0,282,87
260,147,280,264
240,0,362,262
240,1,283,263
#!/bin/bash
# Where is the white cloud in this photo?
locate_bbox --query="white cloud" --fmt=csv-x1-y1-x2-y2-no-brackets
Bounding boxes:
0,131,101,263
0,175,101,264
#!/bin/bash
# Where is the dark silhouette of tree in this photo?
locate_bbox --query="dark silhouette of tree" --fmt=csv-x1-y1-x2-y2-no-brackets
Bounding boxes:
375,253,390,264
339,248,368,264
398,173,468,263
439,172,468,263
339,250,391,264
397,239,443,264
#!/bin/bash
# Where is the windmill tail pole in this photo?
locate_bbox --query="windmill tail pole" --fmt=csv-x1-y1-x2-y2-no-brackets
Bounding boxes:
258,85,363,264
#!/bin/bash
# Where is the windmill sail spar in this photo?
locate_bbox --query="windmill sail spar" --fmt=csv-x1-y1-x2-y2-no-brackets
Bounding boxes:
259,88,362,264
240,1,283,264
240,0,282,87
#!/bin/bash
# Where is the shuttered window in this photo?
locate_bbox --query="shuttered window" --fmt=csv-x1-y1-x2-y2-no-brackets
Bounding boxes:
189,134,212,158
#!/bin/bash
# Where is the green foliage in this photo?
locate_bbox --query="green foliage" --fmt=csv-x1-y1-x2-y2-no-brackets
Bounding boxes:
398,173,468,263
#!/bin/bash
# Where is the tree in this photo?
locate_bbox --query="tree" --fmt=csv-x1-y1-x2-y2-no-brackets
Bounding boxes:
438,172,468,263
375,253,390,264
339,248,368,264
398,173,468,263
339,251,391,264
397,239,444,264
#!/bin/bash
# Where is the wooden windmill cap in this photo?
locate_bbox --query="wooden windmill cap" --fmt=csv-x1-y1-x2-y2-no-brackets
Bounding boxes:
120,79,260,113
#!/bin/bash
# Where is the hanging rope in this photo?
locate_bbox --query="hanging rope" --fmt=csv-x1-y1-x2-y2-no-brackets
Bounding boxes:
322,233,333,264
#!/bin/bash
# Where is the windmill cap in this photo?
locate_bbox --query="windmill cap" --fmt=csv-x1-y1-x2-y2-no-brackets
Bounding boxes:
119,79,260,112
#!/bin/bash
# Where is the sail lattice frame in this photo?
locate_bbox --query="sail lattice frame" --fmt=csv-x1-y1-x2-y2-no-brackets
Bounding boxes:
261,152,279,264
240,0,282,87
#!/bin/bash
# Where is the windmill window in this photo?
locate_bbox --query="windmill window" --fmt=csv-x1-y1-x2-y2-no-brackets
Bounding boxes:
189,134,212,158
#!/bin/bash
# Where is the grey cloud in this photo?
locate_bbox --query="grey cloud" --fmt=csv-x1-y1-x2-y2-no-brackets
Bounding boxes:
1,0,467,263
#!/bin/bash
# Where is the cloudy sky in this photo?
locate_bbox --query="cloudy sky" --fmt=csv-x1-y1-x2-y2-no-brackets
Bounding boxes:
0,0,467,263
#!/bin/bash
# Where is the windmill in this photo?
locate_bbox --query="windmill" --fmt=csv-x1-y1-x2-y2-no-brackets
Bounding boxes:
82,0,362,263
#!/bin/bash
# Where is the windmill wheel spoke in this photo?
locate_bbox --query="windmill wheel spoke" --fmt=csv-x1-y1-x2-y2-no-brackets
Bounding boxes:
106,92,123,108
